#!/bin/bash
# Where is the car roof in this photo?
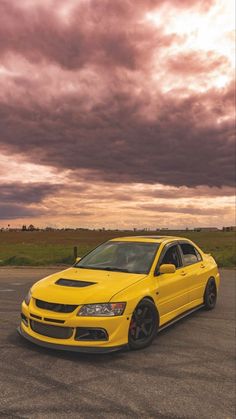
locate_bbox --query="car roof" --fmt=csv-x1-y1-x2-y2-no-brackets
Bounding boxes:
110,235,187,244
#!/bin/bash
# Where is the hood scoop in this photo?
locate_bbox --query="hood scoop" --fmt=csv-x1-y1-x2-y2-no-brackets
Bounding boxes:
55,278,96,287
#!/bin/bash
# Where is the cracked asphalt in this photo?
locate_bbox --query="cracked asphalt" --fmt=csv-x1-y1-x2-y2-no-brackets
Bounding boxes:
0,268,235,419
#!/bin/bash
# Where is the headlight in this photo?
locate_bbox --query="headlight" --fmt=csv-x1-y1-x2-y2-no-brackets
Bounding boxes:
24,290,32,305
77,302,126,317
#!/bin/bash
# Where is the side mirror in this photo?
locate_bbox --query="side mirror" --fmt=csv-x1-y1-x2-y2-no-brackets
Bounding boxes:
75,257,81,263
159,264,176,274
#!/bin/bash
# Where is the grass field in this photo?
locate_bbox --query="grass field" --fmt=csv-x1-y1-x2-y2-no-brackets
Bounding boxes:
0,230,235,268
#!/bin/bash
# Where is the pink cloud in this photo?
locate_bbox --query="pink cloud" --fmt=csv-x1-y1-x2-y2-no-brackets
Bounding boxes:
0,0,234,227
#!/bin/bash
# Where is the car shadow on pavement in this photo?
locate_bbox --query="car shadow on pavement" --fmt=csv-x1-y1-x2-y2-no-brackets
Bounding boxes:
7,330,127,363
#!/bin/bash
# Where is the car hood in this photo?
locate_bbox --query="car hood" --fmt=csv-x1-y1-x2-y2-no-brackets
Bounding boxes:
31,267,147,304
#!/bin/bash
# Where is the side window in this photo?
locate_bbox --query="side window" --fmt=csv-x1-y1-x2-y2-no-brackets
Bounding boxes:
180,243,202,266
161,245,182,268
195,249,202,262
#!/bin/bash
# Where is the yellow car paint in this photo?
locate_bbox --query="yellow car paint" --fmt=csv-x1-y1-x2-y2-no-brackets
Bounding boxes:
19,236,220,352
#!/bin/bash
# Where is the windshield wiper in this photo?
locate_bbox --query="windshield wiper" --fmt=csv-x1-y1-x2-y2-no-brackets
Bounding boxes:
101,267,130,272
76,265,130,272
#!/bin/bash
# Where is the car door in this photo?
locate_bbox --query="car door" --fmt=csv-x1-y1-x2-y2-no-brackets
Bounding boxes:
154,242,190,323
178,241,207,304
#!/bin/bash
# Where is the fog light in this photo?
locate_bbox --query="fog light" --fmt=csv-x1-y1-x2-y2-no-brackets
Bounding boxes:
75,327,108,341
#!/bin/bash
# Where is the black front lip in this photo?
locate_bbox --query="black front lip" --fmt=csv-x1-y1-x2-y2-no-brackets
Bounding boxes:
17,325,128,354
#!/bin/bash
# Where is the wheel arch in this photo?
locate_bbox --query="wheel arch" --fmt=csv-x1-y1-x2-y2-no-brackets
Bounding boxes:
135,296,160,323
206,276,216,286
142,295,155,304
204,276,217,310
204,276,216,294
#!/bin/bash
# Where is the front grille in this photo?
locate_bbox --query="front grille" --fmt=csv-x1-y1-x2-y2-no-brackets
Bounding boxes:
56,278,96,287
30,320,73,339
35,299,77,313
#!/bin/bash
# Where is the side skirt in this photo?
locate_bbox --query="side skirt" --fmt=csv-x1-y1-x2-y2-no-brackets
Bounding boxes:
158,304,204,333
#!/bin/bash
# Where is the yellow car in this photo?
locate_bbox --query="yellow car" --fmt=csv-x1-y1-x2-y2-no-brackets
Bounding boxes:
18,236,220,353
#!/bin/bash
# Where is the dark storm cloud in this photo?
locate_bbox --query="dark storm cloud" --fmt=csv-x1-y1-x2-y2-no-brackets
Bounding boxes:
0,0,180,71
0,82,234,187
0,0,215,72
0,0,234,190
0,183,61,204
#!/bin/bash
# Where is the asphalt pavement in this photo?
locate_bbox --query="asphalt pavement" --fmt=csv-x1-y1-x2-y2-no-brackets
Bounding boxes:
0,267,235,419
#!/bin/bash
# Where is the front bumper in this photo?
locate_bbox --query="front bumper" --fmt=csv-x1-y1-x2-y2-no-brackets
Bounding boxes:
19,300,130,353
17,325,128,353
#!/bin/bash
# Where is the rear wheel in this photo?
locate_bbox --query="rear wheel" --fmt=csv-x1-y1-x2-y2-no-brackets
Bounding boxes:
204,278,217,310
128,298,158,350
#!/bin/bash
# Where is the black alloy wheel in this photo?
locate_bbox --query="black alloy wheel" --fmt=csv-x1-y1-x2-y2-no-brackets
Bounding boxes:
128,298,158,350
204,278,217,310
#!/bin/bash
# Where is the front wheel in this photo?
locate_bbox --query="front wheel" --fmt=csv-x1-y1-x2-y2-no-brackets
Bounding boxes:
128,298,158,350
204,278,217,310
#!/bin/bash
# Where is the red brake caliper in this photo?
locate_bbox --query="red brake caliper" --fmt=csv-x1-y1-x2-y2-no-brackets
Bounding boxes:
129,319,136,336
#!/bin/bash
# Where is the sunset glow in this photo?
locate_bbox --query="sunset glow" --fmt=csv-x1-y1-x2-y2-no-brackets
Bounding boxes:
0,0,235,229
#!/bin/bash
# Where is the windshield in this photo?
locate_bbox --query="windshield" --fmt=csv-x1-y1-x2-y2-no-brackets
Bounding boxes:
75,241,160,274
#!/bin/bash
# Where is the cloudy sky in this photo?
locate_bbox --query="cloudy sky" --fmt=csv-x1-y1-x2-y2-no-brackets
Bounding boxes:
0,0,235,229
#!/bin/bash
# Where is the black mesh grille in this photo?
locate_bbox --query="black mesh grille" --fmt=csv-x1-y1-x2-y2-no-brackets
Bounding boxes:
30,320,73,339
56,278,96,287
35,299,77,313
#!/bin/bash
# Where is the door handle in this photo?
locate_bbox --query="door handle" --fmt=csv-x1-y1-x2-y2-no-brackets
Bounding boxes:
200,264,205,268
181,271,186,276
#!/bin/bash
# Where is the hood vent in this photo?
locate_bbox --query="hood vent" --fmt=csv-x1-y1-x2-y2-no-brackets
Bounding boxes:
56,278,96,287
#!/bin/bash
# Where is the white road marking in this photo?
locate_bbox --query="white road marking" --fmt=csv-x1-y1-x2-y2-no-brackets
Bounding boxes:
0,289,15,292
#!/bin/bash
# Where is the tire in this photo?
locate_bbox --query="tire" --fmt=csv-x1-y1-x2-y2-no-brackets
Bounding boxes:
128,298,158,350
204,278,217,310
